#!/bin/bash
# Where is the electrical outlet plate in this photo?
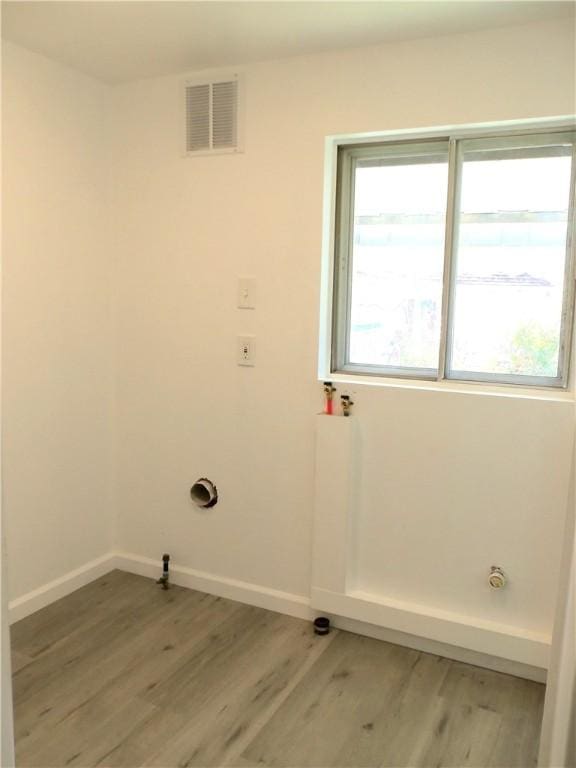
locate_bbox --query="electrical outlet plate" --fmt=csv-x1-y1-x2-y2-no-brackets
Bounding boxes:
237,335,255,366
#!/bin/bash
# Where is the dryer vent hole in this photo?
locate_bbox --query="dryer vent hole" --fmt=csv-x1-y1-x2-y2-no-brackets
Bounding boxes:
190,478,218,508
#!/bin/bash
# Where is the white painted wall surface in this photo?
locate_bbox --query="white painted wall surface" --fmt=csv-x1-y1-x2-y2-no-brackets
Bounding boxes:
0,180,15,764
354,387,572,636
1,43,115,601
539,439,576,766
111,16,575,649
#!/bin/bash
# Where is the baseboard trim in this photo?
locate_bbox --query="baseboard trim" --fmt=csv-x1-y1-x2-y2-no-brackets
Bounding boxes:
8,553,117,624
7,552,547,682
104,554,551,681
312,586,550,675
113,552,313,621
330,614,547,683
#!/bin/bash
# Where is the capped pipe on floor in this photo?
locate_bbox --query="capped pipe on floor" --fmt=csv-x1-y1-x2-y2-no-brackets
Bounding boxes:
156,553,170,590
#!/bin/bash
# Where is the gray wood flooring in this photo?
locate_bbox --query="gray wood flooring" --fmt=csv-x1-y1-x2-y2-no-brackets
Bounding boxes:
11,570,544,767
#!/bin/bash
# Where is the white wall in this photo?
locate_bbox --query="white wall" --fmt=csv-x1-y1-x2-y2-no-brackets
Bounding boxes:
539,435,576,766
354,388,572,637
110,16,575,651
1,16,574,667
1,43,115,600
1,295,14,767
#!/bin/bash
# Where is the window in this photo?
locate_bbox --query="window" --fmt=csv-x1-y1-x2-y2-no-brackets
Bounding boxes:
331,128,576,388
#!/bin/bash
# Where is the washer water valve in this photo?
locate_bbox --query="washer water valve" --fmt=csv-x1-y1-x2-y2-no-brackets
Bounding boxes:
340,394,354,417
489,566,507,589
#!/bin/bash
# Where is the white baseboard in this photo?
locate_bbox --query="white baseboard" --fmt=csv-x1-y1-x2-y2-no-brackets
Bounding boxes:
7,551,547,682
99,554,551,681
330,614,547,683
113,552,313,621
8,553,116,624
312,586,550,678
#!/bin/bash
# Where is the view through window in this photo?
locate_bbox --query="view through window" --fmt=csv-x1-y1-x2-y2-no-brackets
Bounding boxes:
333,130,575,387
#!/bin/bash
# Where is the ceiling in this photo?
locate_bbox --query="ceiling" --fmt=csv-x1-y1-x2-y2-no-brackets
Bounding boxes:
2,1,574,85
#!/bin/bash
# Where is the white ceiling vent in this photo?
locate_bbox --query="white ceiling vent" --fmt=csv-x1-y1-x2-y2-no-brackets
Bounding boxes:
184,74,243,156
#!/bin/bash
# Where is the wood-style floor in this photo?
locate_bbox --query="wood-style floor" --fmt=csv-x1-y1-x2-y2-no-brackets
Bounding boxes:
11,570,544,768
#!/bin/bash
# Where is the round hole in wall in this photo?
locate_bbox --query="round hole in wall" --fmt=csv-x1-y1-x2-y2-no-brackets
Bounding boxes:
190,478,218,508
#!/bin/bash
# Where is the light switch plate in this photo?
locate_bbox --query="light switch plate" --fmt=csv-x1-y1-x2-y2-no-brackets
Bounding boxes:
237,277,256,309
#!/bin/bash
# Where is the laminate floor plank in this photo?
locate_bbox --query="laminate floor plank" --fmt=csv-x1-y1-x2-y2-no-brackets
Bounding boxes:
19,694,158,768
15,588,241,757
11,650,33,674
92,592,244,706
486,706,544,768
243,632,436,768
12,573,168,708
438,660,543,715
13,585,190,741
407,697,502,768
57,597,250,768
349,652,452,768
11,571,545,768
141,613,335,767
11,571,145,659
14,598,147,708
91,705,190,767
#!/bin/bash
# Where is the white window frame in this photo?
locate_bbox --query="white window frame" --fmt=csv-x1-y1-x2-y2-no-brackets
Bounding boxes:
320,118,576,390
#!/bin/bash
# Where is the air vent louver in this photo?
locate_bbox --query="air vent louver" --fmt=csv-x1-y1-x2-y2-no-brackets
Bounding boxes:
186,84,210,152
184,75,241,155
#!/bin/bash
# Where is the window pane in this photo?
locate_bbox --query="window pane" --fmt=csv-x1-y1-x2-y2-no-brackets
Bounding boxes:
448,150,573,381
348,156,448,372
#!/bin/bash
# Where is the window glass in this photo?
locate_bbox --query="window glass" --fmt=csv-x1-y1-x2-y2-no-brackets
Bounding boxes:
332,128,575,388
448,151,573,380
348,156,448,373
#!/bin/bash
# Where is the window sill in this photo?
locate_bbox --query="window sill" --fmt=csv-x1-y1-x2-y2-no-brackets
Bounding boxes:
320,371,575,403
